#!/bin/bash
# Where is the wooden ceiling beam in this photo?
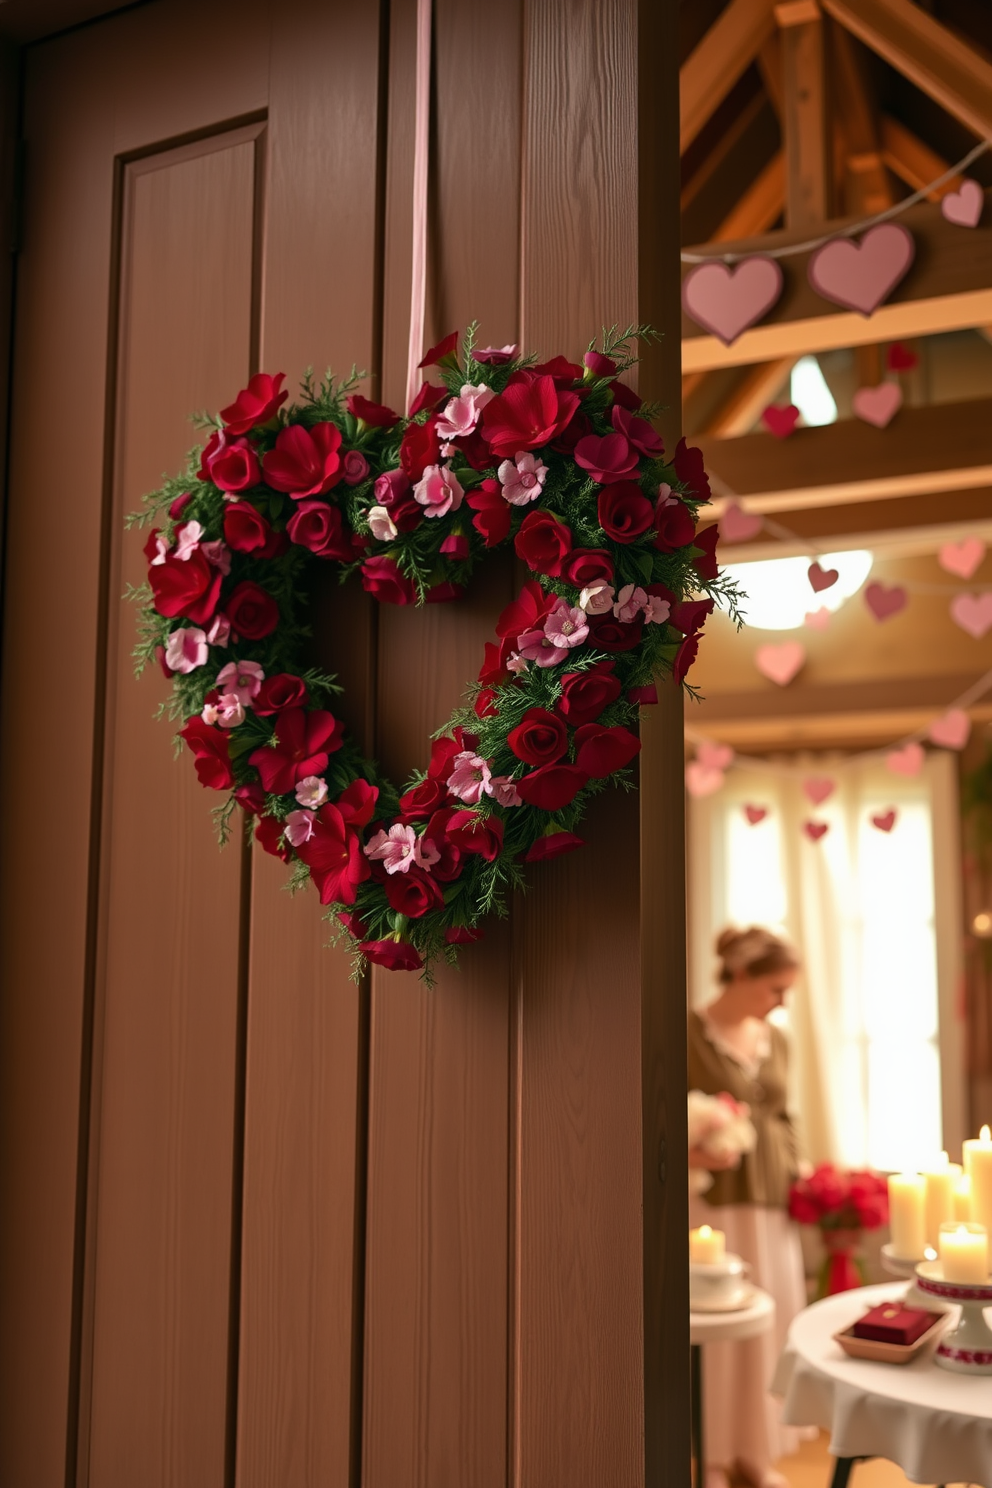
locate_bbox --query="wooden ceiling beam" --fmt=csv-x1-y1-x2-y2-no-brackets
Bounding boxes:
833,26,893,216
717,485,992,551
698,356,794,437
680,0,778,153
719,513,992,564
777,0,832,226
880,116,963,200
821,0,992,140
712,151,786,241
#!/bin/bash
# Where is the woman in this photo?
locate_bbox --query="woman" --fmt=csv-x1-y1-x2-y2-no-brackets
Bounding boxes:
688,926,808,1488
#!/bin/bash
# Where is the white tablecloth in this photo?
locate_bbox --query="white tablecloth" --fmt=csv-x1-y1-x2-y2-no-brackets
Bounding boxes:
773,1282,992,1486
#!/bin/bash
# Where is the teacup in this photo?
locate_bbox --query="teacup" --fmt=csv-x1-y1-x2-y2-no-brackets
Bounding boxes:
689,1252,749,1310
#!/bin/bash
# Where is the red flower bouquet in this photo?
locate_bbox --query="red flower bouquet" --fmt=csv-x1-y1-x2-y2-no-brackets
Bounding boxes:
789,1163,889,1296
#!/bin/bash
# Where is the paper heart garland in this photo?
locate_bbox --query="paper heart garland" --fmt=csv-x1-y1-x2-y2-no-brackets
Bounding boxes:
950,592,992,639
865,581,907,621
886,341,918,372
685,762,725,798
802,775,836,806
804,607,832,631
803,821,829,842
928,709,971,750
696,739,734,772
681,256,784,346
761,404,800,440
939,537,986,579
720,502,763,543
871,808,897,833
744,804,768,825
808,223,915,316
941,179,984,228
852,382,902,428
755,641,806,686
808,561,838,593
886,742,924,777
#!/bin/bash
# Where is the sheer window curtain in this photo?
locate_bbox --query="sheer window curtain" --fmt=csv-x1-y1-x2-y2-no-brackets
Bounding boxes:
688,751,966,1170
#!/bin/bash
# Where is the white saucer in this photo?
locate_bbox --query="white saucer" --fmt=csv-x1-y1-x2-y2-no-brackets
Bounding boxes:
690,1282,756,1314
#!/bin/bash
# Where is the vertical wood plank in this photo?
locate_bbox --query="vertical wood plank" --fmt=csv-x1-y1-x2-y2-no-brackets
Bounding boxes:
779,5,832,227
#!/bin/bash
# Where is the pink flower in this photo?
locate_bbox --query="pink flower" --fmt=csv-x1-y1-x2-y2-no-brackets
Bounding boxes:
174,520,203,560
447,751,492,804
440,532,470,559
436,383,494,439
613,584,648,623
413,463,465,518
579,582,615,615
148,532,168,565
295,775,328,808
644,593,671,624
475,344,518,364
517,627,570,667
543,603,589,650
365,823,440,874
497,451,548,506
216,659,265,706
284,809,315,846
206,613,231,648
164,626,208,673
574,431,638,484
486,775,522,807
342,450,370,485
506,653,528,674
199,539,232,574
367,505,399,541
203,692,245,729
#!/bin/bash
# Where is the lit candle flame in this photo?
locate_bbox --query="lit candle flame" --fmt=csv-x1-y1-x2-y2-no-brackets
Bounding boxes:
699,1224,712,1239
983,1125,991,1143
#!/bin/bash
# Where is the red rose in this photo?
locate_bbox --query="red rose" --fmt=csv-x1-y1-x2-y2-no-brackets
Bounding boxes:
532,355,584,385
440,532,470,560
336,778,379,828
422,807,464,881
524,830,585,863
507,707,568,765
248,707,343,795
255,813,292,862
399,778,448,819
223,501,276,555
587,612,643,652
427,730,477,782
654,495,696,553
611,403,664,458
474,689,498,718
347,393,400,427
286,499,361,561
341,450,370,485
669,597,714,636
562,548,614,588
673,634,699,684
179,717,234,790
673,437,711,503
261,422,343,497
446,810,504,860
425,580,463,604
337,909,370,940
235,781,267,815
408,381,447,416
148,548,222,625
788,1185,821,1225
629,684,658,705
374,468,422,532
253,673,309,715
557,661,621,725
597,481,654,542
220,371,287,434
384,866,444,918
574,724,641,778
418,331,459,368
610,380,641,412
360,937,424,971
583,351,617,377
516,763,589,812
550,409,592,455
444,925,484,944
225,581,280,639
514,509,572,576
400,415,441,481
295,803,370,905
574,431,638,484
199,429,261,492
467,479,511,546
169,492,191,520
496,580,557,639
692,524,720,580
361,555,416,605
482,372,580,457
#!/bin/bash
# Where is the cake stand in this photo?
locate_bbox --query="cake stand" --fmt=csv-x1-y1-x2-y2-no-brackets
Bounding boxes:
880,1242,943,1311
915,1261,992,1374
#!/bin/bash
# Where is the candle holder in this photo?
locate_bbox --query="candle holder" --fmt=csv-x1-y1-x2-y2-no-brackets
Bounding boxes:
880,1242,943,1311
915,1261,992,1374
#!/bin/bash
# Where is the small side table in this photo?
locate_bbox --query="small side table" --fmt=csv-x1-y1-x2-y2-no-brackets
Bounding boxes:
690,1288,776,1487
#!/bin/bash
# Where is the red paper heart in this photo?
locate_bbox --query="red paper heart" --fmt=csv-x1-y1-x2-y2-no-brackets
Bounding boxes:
929,709,970,750
720,502,763,543
697,739,734,772
808,223,915,316
808,561,839,593
852,382,902,428
803,821,829,842
939,537,986,579
761,404,800,440
681,256,784,346
865,581,907,621
871,808,897,833
886,341,918,372
803,775,836,806
886,742,924,777
941,179,984,228
744,804,767,825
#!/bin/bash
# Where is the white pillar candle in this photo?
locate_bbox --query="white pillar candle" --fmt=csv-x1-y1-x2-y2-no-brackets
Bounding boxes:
923,1152,962,1247
888,1173,927,1260
954,1174,973,1222
689,1224,725,1264
938,1221,989,1283
964,1125,992,1236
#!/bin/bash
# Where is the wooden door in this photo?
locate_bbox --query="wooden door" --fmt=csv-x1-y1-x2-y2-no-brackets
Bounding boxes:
0,3,688,1485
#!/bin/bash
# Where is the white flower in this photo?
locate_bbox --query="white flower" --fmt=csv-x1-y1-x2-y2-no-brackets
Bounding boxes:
367,505,398,541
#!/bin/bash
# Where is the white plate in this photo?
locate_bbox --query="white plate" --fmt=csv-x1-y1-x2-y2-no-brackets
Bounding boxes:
689,1283,756,1314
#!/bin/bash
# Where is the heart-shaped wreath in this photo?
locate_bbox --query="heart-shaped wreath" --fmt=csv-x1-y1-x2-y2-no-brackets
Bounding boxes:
130,326,735,977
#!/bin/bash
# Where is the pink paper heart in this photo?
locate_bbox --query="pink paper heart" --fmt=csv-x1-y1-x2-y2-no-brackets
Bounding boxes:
685,761,724,798
682,256,784,346
886,341,918,372
803,775,836,806
852,382,902,428
697,739,734,772
808,561,839,593
808,223,915,316
865,581,907,621
940,537,986,580
744,804,767,825
886,742,924,777
941,179,984,229
951,592,992,639
761,404,800,440
929,708,971,750
804,607,832,631
720,502,763,543
871,808,897,833
755,641,805,687
803,821,829,842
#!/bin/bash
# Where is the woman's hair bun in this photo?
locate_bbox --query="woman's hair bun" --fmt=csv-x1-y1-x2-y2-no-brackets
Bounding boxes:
714,924,798,982
716,927,745,957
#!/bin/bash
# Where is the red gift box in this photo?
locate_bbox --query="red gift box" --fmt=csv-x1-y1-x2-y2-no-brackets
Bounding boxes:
852,1303,935,1346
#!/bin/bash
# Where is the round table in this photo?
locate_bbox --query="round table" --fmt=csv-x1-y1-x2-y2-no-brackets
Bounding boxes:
690,1289,776,1487
772,1281,992,1487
